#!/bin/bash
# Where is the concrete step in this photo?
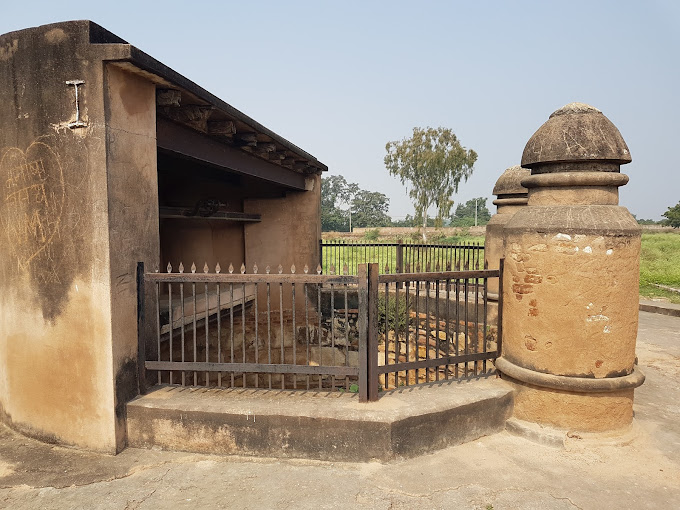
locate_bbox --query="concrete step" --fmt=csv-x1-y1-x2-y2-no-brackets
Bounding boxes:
127,376,513,462
639,299,680,318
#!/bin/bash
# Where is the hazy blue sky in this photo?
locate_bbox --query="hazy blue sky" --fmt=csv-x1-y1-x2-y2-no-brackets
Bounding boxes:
2,1,678,220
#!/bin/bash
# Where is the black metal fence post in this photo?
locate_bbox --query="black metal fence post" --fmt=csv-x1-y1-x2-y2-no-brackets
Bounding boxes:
367,263,379,401
396,239,403,289
357,264,368,402
136,261,147,395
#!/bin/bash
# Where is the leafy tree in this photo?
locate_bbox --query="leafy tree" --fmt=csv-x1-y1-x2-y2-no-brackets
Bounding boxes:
450,197,491,227
384,127,477,240
662,201,680,228
321,175,358,231
321,175,390,231
351,190,391,228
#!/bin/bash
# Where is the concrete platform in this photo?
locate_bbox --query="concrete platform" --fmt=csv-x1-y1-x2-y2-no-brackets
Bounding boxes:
127,375,513,462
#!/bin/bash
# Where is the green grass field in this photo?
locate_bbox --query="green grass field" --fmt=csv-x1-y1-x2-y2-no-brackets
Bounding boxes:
639,232,680,303
322,231,680,303
321,236,485,275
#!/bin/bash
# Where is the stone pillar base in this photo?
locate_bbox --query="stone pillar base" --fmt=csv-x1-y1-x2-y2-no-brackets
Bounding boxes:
496,357,644,432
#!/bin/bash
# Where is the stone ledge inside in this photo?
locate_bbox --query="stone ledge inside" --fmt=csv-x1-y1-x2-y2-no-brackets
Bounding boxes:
127,375,513,462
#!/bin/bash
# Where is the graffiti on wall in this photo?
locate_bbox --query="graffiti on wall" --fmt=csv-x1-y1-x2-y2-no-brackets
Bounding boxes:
1,141,65,283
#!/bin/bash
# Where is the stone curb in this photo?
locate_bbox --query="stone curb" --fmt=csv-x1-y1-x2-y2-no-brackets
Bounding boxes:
639,300,680,318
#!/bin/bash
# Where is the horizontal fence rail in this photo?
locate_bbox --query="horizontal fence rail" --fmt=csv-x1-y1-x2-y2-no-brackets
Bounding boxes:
137,259,503,402
320,240,484,276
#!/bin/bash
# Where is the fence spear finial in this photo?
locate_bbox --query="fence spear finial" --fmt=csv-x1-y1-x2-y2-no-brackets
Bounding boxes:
228,263,234,274
330,264,336,275
167,262,172,273
191,262,196,274
253,263,258,274
291,264,296,274
266,265,271,274
343,263,348,275
241,263,246,274
304,264,309,274
316,263,322,275
277,264,283,274
215,262,221,274
179,262,184,273
204,262,209,273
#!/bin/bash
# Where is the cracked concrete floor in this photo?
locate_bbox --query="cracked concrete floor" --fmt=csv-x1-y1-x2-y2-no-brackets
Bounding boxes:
1,311,679,510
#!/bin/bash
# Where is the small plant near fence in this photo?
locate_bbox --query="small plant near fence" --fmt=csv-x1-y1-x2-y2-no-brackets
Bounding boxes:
378,292,409,335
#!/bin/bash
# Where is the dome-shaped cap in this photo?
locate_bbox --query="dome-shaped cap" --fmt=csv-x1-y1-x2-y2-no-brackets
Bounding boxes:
521,103,632,169
492,165,530,196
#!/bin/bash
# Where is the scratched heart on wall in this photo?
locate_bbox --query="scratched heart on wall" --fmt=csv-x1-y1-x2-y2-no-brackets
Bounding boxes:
0,141,65,277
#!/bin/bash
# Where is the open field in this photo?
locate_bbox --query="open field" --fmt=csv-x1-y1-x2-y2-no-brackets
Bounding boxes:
322,230,680,303
640,231,680,303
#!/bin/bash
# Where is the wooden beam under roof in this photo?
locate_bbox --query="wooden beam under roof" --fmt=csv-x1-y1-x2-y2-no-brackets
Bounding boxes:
128,46,328,173
235,132,258,147
157,117,307,190
208,120,236,136
160,105,214,132
156,89,182,107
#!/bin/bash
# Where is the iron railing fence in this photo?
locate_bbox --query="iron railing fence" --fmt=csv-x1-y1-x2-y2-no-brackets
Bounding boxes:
137,260,503,402
138,262,363,396
374,268,502,394
320,239,484,276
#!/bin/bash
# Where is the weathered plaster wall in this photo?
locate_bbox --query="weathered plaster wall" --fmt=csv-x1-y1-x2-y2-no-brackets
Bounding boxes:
0,23,117,451
502,217,640,377
244,174,321,273
160,220,244,271
502,205,640,431
104,64,160,451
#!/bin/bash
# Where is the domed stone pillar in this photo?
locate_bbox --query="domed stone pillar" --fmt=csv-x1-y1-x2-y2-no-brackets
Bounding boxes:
484,165,529,298
495,103,644,433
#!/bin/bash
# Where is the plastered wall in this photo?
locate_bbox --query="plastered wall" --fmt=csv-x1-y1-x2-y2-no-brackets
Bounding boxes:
104,64,160,451
244,174,321,273
0,24,117,452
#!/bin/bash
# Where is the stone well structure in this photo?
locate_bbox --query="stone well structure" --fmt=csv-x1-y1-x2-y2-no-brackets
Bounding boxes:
495,102,644,433
484,165,529,297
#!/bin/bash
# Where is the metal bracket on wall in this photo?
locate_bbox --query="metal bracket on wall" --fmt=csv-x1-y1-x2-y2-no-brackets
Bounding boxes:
66,80,87,129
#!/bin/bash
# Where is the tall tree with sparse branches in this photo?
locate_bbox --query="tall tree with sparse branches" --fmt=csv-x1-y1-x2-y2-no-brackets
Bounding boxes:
384,127,477,240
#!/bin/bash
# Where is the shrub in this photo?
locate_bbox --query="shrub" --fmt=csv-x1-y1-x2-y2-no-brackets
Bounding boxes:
364,228,380,241
377,292,409,334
